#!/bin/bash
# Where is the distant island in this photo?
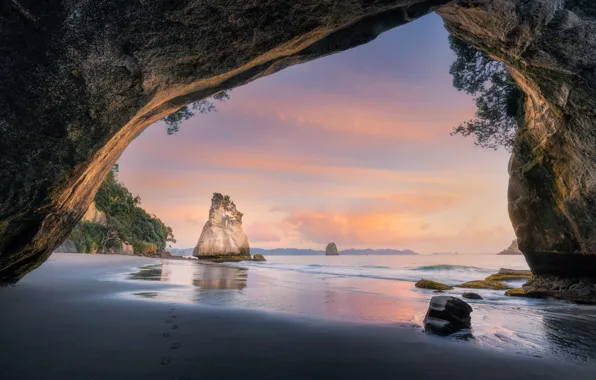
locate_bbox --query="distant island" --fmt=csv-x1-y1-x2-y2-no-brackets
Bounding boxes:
170,247,419,256
497,240,523,255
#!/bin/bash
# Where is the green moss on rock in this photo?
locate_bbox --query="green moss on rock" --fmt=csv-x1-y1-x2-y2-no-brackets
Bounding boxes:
505,287,546,298
415,279,454,291
485,273,532,282
455,280,510,290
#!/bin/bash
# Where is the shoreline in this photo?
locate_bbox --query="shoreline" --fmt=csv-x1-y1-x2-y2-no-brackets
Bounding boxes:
1,253,594,379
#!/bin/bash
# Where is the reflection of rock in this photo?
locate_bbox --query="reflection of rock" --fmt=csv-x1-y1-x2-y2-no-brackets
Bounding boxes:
541,307,596,362
424,296,473,336
252,254,266,262
54,239,77,253
325,243,339,256
82,201,107,226
129,262,248,291
193,194,250,259
192,265,247,290
497,240,522,255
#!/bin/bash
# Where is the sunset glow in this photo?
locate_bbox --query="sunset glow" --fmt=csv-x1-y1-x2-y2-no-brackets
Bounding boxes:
118,14,514,254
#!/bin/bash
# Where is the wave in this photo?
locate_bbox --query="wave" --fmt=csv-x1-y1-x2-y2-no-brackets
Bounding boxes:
232,261,497,285
411,264,492,272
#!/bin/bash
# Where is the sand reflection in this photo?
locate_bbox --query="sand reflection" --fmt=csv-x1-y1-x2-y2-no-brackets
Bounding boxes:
128,260,248,304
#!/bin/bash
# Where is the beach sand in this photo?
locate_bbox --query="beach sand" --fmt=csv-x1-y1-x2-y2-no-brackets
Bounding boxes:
0,253,593,380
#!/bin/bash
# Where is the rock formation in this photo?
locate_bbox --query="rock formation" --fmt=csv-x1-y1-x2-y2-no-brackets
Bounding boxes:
1,1,596,303
81,201,107,226
415,279,454,291
252,254,266,262
497,240,522,255
193,194,250,259
423,296,473,336
53,240,78,253
325,243,339,256
462,292,483,300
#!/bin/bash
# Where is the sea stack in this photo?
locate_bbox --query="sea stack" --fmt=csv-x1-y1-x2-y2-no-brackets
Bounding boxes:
497,239,522,255
325,243,339,256
193,193,250,260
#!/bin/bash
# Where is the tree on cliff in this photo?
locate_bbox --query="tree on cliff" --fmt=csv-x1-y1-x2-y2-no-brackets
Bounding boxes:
448,36,525,151
71,165,176,253
162,91,230,135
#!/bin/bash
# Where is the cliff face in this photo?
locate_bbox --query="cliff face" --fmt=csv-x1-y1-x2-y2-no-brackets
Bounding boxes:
439,0,596,302
1,1,596,303
81,201,107,226
193,194,250,257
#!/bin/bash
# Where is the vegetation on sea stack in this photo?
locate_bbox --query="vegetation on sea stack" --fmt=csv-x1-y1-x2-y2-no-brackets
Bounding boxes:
70,165,175,254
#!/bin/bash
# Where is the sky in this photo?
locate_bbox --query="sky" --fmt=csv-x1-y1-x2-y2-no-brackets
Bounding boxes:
117,14,515,254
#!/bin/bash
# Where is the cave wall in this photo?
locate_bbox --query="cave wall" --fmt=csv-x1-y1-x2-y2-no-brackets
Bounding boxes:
439,0,596,302
1,0,596,302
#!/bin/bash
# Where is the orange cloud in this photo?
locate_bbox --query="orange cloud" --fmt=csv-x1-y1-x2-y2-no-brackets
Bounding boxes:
245,221,283,243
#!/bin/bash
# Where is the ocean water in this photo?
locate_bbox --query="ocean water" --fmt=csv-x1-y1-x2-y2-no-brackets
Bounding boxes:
119,254,596,364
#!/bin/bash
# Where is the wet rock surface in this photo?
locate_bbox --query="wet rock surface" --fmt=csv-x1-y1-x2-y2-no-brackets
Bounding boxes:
424,296,473,336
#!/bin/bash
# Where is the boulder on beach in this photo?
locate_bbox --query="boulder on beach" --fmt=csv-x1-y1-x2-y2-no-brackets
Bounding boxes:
252,253,266,262
455,280,510,290
193,193,250,260
462,292,483,300
325,242,339,256
423,296,473,336
415,279,454,291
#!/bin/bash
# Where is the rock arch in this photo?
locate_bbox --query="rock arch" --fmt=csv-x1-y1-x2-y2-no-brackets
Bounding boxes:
1,0,595,301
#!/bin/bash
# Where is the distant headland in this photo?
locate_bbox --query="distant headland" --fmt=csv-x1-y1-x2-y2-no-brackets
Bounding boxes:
170,247,419,256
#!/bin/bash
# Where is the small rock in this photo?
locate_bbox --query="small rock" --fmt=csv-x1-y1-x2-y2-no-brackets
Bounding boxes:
252,253,266,262
505,288,545,298
415,279,454,291
462,292,483,300
455,280,510,290
424,296,473,336
325,242,339,256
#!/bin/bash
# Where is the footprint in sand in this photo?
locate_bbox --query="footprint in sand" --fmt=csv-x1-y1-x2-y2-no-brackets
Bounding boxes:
163,332,170,338
161,356,172,365
171,342,181,350
171,324,179,330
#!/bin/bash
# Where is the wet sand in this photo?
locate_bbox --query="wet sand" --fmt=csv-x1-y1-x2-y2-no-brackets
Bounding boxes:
0,253,594,380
